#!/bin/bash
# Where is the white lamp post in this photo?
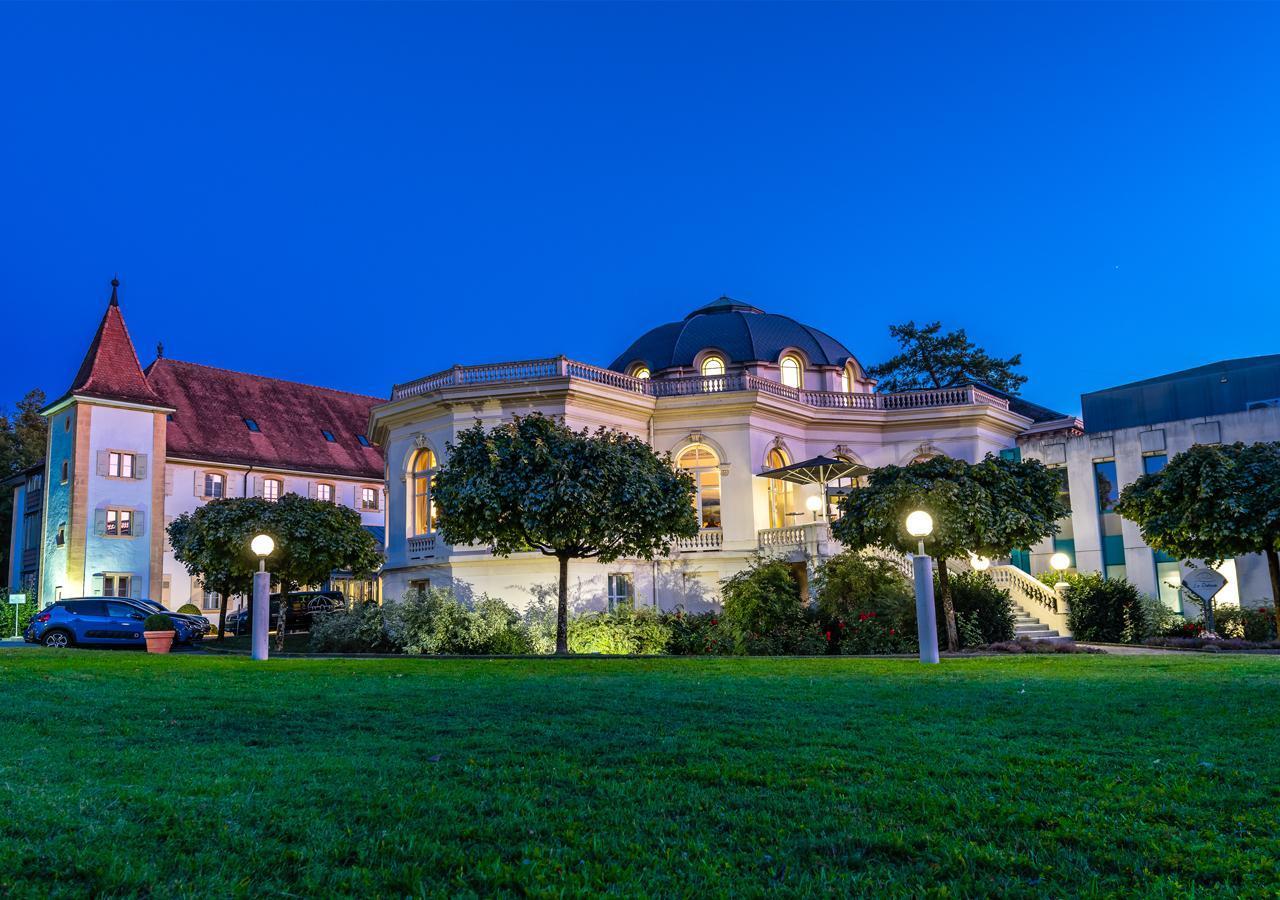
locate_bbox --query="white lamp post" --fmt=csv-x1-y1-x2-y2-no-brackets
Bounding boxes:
1049,551,1071,596
905,510,939,664
969,554,991,572
250,533,275,661
805,493,823,522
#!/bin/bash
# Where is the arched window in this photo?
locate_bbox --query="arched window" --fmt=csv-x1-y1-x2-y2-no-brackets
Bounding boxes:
780,355,803,389
677,445,721,529
700,355,725,377
631,365,651,380
411,448,438,535
765,448,796,529
828,455,865,519
840,363,854,394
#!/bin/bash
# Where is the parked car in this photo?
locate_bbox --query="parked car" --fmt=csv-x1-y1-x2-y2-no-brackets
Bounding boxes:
24,597,201,649
129,597,213,637
226,590,346,635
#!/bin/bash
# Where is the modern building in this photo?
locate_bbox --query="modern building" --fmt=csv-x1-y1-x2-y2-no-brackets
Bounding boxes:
4,462,45,595
1017,355,1280,613
35,281,387,616
370,296,1076,614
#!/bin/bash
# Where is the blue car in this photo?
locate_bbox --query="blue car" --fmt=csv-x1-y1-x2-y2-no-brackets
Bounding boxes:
24,597,200,649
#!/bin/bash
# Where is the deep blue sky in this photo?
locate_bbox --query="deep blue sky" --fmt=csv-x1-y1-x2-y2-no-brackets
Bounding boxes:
4,3,1279,417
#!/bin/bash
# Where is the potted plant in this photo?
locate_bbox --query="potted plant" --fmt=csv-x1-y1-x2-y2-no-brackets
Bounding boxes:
143,613,177,654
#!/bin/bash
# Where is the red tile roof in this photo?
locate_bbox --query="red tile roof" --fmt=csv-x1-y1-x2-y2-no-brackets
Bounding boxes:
64,280,166,407
145,359,386,480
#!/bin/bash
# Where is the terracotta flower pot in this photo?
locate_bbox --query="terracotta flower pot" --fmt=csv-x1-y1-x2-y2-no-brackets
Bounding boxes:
144,630,175,654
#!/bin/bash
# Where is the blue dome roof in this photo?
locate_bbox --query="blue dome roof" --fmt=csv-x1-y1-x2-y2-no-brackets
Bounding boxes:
608,297,857,373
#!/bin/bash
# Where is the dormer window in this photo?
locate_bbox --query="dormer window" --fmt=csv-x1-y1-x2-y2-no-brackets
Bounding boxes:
321,430,336,442
700,356,725,377
357,434,371,447
245,418,260,432
840,366,851,394
631,365,651,380
780,355,803,389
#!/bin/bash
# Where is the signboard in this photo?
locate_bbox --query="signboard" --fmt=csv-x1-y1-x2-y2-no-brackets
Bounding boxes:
1182,568,1227,602
8,594,25,606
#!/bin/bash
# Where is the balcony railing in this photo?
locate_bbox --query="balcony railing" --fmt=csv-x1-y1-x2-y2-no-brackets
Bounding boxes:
391,357,1011,412
674,529,723,552
407,534,437,561
757,522,833,549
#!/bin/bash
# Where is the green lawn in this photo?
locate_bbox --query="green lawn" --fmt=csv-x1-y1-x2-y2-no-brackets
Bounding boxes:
1,652,1276,897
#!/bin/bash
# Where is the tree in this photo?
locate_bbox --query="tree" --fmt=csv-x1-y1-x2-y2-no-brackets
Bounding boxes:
168,498,271,638
432,413,699,654
168,493,382,645
1116,442,1280,638
868,321,1027,394
831,455,1066,650
0,389,49,588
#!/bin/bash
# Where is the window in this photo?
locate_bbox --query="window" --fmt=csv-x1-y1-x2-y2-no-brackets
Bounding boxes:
631,365,651,380
203,590,222,612
677,446,721,529
700,356,725,377
245,418,260,432
1143,453,1167,475
23,514,40,550
205,472,225,499
263,478,282,502
361,487,379,511
1094,460,1119,512
102,575,132,598
321,430,336,442
26,472,42,492
64,415,71,432
108,451,135,479
1093,460,1125,580
412,449,438,534
316,483,334,503
780,355,802,389
106,600,141,619
607,573,635,612
105,509,133,537
765,448,796,529
840,363,856,394
357,434,372,447
1155,558,1181,610
60,460,69,484
56,522,66,546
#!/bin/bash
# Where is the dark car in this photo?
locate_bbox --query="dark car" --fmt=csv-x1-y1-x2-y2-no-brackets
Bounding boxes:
226,590,346,635
24,597,200,649
130,597,213,637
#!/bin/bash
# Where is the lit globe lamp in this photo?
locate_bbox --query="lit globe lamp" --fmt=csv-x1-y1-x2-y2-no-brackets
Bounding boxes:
905,510,939,665
250,533,275,661
1049,551,1072,595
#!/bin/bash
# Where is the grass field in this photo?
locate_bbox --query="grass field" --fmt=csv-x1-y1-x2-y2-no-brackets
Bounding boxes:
1,651,1276,897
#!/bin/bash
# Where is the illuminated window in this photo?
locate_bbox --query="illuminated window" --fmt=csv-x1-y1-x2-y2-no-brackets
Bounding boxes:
361,487,379,510
316,483,334,503
780,355,802,389
840,363,856,394
766,448,796,529
204,472,225,498
412,448,439,535
105,509,133,537
102,575,132,598
700,356,725,377
263,478,282,502
631,365,651,380
677,445,721,529
108,452,135,478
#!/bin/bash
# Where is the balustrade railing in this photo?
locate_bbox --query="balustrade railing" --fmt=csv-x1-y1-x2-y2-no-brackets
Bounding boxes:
674,529,723,552
407,534,437,559
757,522,833,549
392,358,1011,412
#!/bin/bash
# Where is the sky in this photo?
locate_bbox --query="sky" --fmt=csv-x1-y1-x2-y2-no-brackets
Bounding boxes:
4,2,1279,418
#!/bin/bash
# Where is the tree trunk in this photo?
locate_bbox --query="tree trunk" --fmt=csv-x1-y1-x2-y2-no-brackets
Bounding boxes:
1268,549,1280,640
936,558,959,651
274,580,289,652
556,554,570,655
216,590,230,641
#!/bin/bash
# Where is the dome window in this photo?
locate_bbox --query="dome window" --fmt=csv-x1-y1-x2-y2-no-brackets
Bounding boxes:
780,355,803,389
631,365,651,380
841,362,855,394
700,356,725,378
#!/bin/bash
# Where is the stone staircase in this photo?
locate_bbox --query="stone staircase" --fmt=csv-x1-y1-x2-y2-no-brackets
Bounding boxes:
1011,602,1062,640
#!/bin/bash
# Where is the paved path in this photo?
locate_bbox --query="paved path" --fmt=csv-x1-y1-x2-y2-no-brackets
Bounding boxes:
1079,643,1183,655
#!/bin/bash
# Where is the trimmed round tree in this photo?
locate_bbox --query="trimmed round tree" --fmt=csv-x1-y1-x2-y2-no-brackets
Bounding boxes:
1116,441,1280,637
432,413,699,654
831,454,1066,651
168,498,273,638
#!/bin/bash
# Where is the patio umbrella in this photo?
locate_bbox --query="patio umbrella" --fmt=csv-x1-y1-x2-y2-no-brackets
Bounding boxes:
756,455,870,521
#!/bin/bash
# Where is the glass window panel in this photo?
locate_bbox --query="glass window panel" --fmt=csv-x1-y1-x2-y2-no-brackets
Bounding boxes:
1093,461,1119,512
1143,454,1167,475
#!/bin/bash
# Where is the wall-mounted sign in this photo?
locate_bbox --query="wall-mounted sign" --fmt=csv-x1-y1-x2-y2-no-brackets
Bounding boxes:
1183,568,1227,602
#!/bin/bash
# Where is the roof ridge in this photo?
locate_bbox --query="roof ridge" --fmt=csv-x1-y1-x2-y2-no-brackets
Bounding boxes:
147,357,386,403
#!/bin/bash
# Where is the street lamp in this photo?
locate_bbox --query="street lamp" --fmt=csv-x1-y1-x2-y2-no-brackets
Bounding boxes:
905,510,939,664
1049,551,1071,595
805,493,823,522
251,534,275,661
969,554,991,572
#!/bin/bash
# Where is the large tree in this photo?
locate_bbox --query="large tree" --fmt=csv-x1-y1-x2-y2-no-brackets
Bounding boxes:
869,321,1027,395
0,389,49,588
831,454,1066,650
169,493,382,644
1116,441,1280,637
433,413,699,654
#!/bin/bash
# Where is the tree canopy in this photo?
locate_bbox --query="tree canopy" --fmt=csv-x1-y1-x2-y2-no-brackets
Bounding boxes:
168,493,382,639
831,454,1066,649
868,321,1027,395
433,413,699,653
0,388,48,589
1116,441,1280,635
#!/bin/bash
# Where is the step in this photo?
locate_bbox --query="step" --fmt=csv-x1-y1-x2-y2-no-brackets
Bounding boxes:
1015,622,1051,634
1015,629,1060,640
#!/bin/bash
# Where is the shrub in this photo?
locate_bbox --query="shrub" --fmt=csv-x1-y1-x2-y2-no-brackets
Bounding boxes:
664,610,729,655
1140,597,1186,640
940,571,1016,647
311,589,528,655
1062,574,1148,643
310,603,396,653
143,613,175,631
1214,606,1278,642
815,552,915,653
838,611,915,655
739,617,827,656
177,603,202,615
569,608,671,655
719,557,808,654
